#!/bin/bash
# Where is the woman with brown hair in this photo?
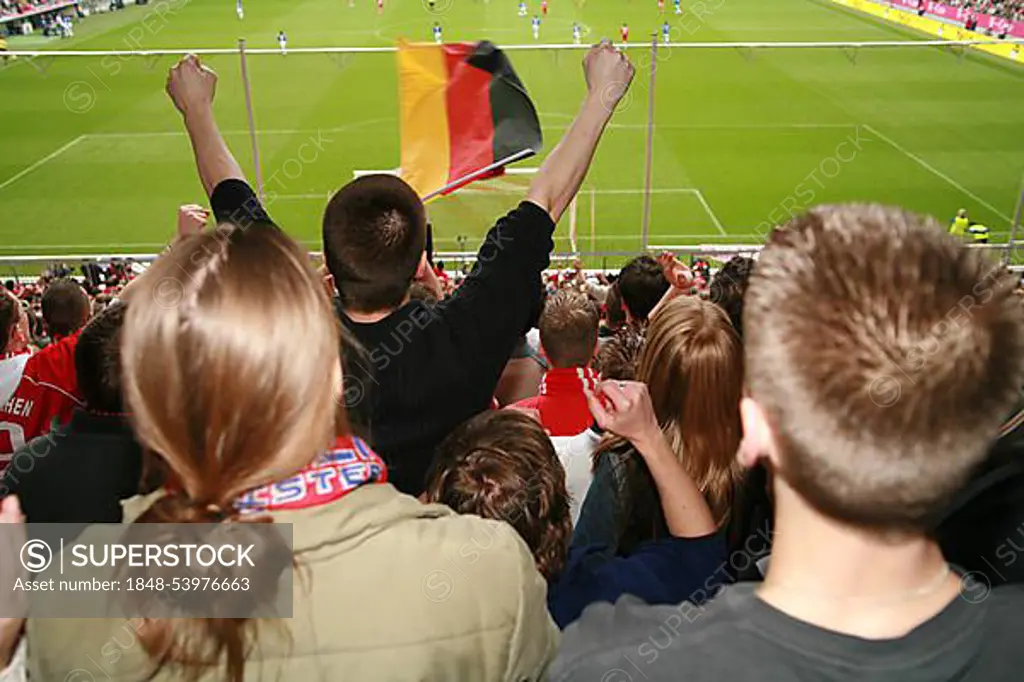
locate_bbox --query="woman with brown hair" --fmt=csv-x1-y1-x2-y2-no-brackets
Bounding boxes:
574,295,744,555
13,223,556,681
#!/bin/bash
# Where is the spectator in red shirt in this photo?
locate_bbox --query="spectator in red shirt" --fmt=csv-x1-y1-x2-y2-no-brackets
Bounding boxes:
0,279,88,464
0,291,30,407
512,289,600,436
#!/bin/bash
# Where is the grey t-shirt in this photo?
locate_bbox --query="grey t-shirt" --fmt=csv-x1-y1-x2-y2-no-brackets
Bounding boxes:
550,582,1024,682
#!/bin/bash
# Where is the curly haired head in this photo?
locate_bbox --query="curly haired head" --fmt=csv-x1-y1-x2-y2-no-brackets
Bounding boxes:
425,410,572,580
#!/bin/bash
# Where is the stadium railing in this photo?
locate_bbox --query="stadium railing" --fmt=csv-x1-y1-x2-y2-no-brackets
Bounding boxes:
3,36,1022,262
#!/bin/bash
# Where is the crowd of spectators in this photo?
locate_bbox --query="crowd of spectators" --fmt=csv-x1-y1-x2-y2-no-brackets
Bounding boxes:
950,0,1024,21
0,43,1023,682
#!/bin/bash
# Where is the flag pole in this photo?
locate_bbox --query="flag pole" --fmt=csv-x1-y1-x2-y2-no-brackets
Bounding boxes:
421,148,535,202
569,195,579,253
590,188,596,254
238,38,265,200
641,33,658,252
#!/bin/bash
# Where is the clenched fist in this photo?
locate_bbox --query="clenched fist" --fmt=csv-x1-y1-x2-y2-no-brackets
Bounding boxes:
166,54,218,117
582,40,635,111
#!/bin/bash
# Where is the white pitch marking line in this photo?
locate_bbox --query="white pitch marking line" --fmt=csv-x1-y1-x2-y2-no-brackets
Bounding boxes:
277,188,703,199
694,190,727,236
0,135,85,193
81,121,860,139
862,123,1012,224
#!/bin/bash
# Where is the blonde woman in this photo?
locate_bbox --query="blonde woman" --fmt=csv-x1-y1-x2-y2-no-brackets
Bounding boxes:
6,224,556,681
575,295,744,555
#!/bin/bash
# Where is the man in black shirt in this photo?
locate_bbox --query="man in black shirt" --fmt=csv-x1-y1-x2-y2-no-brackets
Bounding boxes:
165,44,635,494
552,205,1024,681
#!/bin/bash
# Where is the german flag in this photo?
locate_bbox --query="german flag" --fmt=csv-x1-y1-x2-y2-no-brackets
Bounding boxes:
397,40,542,200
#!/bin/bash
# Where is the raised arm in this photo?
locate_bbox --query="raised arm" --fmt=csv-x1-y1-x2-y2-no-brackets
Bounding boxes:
526,41,634,223
586,380,717,537
166,55,245,197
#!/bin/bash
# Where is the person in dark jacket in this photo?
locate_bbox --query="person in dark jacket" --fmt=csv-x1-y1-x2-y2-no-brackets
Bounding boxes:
166,45,636,496
425,402,725,629
0,303,146,525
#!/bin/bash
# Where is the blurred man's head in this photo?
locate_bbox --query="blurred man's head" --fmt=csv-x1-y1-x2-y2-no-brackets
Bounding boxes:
75,302,126,413
742,204,1024,533
41,278,90,338
594,326,643,381
618,255,668,323
322,174,427,314
709,256,754,339
0,290,25,355
540,290,599,369
425,410,572,580
604,282,626,331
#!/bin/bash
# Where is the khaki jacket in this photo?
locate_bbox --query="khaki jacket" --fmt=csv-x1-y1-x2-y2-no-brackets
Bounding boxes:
27,484,559,680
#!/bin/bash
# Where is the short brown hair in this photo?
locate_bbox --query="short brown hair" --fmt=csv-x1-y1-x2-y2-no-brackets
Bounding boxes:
594,326,643,381
745,204,1024,531
425,410,572,580
540,289,599,368
42,278,90,338
322,174,427,313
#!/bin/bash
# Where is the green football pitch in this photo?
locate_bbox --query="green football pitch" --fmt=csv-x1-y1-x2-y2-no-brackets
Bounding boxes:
0,0,1022,264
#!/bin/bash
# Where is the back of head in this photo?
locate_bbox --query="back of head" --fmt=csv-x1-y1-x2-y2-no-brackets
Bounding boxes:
426,410,571,580
639,296,743,522
594,326,643,381
744,204,1024,531
540,289,599,369
42,277,90,338
618,255,668,322
322,174,427,313
708,256,754,338
123,224,342,505
120,224,342,681
75,302,126,413
0,290,20,355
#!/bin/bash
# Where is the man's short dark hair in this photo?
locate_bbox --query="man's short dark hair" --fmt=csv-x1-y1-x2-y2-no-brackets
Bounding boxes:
746,204,1024,532
709,256,754,338
425,410,572,580
322,174,427,313
540,290,599,368
618,255,668,322
75,302,126,413
41,278,90,338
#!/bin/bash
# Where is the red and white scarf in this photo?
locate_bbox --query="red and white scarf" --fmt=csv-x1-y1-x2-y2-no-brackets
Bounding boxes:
235,436,388,514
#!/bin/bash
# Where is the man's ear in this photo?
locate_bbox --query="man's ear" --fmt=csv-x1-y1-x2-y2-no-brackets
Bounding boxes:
738,396,778,470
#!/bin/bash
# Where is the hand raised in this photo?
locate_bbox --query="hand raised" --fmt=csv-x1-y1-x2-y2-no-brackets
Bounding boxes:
166,54,218,117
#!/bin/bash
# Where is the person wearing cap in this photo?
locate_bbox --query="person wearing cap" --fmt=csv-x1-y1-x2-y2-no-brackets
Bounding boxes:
968,222,990,244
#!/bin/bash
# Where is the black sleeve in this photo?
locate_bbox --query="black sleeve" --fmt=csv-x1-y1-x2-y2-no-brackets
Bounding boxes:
210,179,275,228
434,200,554,392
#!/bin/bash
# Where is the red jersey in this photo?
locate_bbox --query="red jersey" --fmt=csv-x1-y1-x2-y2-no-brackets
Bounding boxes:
0,333,83,469
621,26,629,40
541,0,547,14
511,367,598,437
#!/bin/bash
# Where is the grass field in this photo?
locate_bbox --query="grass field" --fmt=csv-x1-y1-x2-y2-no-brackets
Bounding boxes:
0,0,1022,264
